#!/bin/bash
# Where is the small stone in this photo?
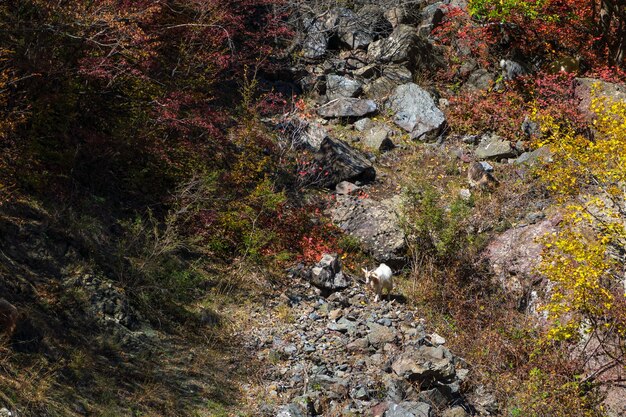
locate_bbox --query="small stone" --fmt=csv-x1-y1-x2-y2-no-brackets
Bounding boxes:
479,161,494,172
459,189,471,201
367,322,396,346
354,118,374,132
442,406,469,417
377,317,393,327
329,309,343,321
335,181,360,195
430,332,446,345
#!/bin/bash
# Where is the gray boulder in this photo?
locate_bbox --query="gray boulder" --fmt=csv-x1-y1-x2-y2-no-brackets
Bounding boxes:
514,146,552,165
330,194,406,264
354,117,374,132
326,74,362,100
386,83,446,141
392,345,456,384
302,20,328,60
386,402,432,417
307,253,349,291
314,136,376,188
368,322,397,346
317,98,377,118
475,133,517,160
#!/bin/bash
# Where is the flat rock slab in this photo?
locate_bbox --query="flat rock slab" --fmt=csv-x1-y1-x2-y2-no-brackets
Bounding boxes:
317,98,377,118
475,134,517,160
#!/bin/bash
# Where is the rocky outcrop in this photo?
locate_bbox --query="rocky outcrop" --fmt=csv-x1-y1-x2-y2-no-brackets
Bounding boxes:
363,66,413,99
330,194,406,265
483,217,560,313
326,75,362,100
386,83,447,141
367,25,442,73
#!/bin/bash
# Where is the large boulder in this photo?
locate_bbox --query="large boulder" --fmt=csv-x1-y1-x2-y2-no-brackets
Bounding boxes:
314,136,376,188
392,345,456,384
386,83,447,141
302,20,328,60
317,98,377,118
574,77,626,120
330,194,406,264
483,217,560,312
367,25,442,72
306,253,349,291
475,133,518,160
326,74,362,100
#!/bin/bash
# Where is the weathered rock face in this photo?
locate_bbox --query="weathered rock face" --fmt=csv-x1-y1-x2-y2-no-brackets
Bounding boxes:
326,74,362,100
392,345,456,384
330,194,406,264
575,77,626,119
302,20,329,60
317,98,377,118
306,253,349,292
366,24,442,73
386,83,447,141
483,217,560,312
475,133,518,160
334,6,392,50
314,136,376,188
363,66,413,99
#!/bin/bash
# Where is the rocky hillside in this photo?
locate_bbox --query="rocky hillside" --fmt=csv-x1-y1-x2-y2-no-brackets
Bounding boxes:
2,0,626,416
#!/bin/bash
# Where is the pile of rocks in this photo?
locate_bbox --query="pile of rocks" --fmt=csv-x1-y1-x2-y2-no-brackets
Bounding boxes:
244,256,496,417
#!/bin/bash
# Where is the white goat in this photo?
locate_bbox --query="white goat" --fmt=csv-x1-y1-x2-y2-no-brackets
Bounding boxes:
362,263,393,302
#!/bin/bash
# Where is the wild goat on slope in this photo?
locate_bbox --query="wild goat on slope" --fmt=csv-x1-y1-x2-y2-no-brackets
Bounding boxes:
362,263,393,302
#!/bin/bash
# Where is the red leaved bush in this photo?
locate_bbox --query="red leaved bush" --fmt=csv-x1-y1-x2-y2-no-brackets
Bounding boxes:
1,0,288,201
